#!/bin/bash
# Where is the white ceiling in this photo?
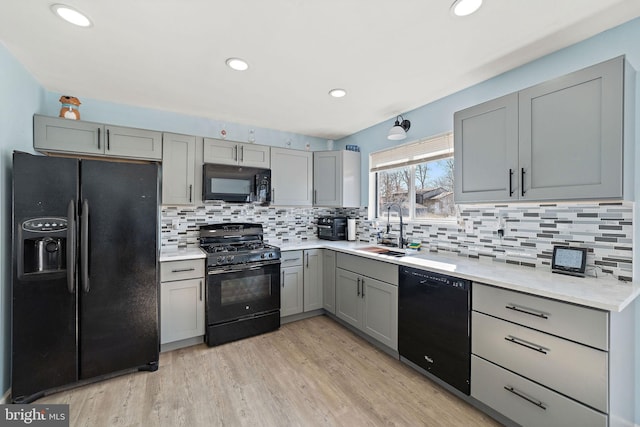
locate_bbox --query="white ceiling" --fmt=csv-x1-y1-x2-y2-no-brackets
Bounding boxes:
2,0,640,140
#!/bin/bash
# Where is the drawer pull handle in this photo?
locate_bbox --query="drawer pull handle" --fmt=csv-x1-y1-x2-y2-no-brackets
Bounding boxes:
505,336,548,355
505,304,549,319
504,386,547,410
171,267,196,273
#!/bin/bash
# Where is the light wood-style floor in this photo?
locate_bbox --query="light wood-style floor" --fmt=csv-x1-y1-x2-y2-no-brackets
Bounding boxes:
40,315,501,426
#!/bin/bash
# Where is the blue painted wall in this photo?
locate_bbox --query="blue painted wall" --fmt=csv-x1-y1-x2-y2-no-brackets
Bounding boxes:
0,42,44,398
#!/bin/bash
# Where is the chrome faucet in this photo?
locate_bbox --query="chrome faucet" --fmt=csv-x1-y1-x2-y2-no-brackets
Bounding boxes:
386,203,405,249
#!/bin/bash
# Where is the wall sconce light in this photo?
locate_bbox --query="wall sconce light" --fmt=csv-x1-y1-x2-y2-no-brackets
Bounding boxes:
387,115,411,141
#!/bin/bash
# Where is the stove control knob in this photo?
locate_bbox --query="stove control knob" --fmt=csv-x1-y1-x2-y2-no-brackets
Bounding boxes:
228,255,234,262
261,253,266,259
268,253,273,258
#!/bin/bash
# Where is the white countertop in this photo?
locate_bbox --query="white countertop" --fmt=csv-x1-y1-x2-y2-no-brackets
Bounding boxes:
159,247,206,262
279,239,640,312
159,239,640,312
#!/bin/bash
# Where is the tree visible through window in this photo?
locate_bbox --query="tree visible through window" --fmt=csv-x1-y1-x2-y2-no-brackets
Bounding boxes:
376,156,455,221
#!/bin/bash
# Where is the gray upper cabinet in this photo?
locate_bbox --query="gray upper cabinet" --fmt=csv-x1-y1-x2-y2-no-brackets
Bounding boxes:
454,56,629,203
34,115,162,160
454,94,518,203
518,57,624,200
203,138,270,168
270,147,313,206
313,150,361,207
104,125,162,160
162,133,197,205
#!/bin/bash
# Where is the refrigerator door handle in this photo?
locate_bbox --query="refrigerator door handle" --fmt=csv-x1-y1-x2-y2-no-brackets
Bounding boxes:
66,200,76,294
81,199,90,293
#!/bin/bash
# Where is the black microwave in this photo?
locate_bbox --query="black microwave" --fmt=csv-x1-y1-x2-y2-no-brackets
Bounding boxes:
203,164,271,205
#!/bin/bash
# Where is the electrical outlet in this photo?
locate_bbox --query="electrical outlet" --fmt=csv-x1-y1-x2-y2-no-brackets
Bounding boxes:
171,219,180,230
465,220,474,234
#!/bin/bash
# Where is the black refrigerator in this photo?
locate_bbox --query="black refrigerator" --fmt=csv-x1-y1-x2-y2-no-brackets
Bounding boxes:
11,152,159,403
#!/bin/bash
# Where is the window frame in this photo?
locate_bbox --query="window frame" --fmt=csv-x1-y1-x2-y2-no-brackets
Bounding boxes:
368,132,456,224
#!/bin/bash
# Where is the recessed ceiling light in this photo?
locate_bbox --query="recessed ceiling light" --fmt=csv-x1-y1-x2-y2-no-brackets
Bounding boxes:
451,0,483,17
51,4,92,27
226,58,249,71
329,89,347,98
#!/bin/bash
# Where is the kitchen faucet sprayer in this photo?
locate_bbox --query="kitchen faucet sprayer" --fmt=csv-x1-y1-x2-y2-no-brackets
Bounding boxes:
386,203,405,249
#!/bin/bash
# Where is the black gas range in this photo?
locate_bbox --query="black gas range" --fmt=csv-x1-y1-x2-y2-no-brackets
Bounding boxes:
199,223,281,346
200,223,280,267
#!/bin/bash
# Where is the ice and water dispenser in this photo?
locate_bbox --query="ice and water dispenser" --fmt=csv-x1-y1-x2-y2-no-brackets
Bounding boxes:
18,217,68,279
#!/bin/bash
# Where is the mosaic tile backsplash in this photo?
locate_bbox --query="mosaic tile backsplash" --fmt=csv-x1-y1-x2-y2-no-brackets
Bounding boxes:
162,201,633,281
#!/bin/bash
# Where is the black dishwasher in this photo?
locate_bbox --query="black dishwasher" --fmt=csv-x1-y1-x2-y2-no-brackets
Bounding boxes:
398,266,471,395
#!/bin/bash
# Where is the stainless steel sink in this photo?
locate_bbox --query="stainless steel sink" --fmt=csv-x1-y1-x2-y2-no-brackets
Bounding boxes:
356,246,406,257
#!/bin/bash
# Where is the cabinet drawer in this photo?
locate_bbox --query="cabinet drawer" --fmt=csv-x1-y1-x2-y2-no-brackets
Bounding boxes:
472,312,607,413
473,283,608,350
471,356,606,427
160,259,204,282
336,253,398,285
281,250,303,268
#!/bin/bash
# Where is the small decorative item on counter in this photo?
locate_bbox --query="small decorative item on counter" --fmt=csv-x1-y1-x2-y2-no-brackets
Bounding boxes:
58,95,81,120
345,144,360,152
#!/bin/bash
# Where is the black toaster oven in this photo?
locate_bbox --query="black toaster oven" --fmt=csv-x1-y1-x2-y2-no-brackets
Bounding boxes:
317,216,347,241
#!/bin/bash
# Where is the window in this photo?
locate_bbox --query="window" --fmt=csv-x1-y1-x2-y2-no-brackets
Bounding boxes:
369,132,455,222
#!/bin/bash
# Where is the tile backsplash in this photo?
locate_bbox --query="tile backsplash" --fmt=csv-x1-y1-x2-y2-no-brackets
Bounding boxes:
162,201,633,281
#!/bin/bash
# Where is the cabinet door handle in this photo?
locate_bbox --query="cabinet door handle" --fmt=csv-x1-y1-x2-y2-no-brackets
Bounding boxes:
508,169,514,197
521,168,526,196
282,271,285,287
240,145,244,162
234,145,238,161
189,184,193,203
199,280,203,301
504,386,547,410
357,277,361,296
306,253,309,268
505,304,549,319
361,279,365,298
504,335,548,355
97,128,101,149
272,188,275,203
314,190,317,204
107,129,110,150
171,267,196,273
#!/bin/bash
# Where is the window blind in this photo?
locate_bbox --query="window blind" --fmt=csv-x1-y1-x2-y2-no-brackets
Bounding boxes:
369,132,453,172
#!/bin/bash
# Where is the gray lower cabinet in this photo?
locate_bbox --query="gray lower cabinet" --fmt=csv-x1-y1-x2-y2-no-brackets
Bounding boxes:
454,56,630,203
335,253,398,350
303,249,323,311
471,282,635,426
281,249,323,316
322,250,336,314
281,251,304,317
161,133,197,205
34,114,162,160
160,259,205,347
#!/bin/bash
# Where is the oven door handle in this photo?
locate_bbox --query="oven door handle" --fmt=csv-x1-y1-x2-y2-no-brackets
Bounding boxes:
207,261,281,275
